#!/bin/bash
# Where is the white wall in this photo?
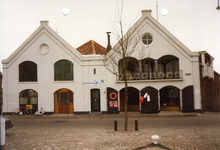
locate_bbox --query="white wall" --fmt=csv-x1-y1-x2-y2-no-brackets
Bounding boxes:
2,12,202,113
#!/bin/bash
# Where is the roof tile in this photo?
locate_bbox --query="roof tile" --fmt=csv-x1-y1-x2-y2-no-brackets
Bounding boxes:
76,40,107,55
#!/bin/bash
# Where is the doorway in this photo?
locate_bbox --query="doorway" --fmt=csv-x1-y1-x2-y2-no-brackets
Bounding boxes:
120,87,139,111
160,86,180,111
141,86,159,113
91,89,100,112
54,89,73,114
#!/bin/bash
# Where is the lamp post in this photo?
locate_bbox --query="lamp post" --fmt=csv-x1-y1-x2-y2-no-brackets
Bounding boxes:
217,0,220,10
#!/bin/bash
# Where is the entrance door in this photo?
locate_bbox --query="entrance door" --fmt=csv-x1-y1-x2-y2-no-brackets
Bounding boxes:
59,89,69,113
182,86,194,112
141,87,159,113
54,89,74,114
91,89,100,112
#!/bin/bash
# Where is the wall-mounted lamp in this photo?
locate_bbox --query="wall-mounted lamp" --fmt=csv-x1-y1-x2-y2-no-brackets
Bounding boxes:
217,0,220,10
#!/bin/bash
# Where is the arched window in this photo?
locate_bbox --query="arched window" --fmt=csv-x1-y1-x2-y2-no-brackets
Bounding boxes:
54,60,74,81
142,58,155,79
158,55,179,72
118,57,139,80
158,55,179,79
142,58,155,72
19,89,38,113
119,57,139,73
19,61,37,82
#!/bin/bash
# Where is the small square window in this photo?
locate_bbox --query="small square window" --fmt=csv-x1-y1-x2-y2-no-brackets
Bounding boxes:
93,68,96,74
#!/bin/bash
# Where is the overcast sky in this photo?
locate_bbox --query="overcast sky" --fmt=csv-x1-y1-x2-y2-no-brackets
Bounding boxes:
1,0,220,73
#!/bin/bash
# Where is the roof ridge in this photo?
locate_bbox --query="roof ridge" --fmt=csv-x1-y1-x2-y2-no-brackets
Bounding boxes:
91,40,96,54
76,39,107,55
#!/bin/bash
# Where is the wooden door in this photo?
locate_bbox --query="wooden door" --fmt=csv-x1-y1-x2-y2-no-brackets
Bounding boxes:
182,86,194,112
141,87,159,113
120,87,139,112
59,89,69,113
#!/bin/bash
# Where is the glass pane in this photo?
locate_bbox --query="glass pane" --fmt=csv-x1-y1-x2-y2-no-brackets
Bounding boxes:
143,64,149,72
148,39,153,44
19,61,37,82
147,34,152,40
158,64,164,72
92,90,99,99
142,35,147,44
20,90,29,98
20,97,28,104
30,97,38,104
142,34,153,45
54,60,73,81
61,93,67,106
69,91,73,103
55,91,59,104
29,90,37,97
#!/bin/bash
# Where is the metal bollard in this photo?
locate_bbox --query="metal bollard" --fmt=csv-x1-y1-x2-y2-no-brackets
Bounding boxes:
114,120,117,131
135,120,138,131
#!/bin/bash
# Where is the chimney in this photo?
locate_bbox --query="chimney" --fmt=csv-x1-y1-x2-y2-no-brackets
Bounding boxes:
106,32,112,52
141,9,152,17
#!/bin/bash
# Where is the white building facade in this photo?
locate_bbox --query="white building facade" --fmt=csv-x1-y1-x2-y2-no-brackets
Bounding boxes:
2,10,206,115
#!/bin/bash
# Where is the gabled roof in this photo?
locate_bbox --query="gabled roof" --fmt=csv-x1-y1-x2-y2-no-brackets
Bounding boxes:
76,40,107,55
112,10,199,60
2,21,83,67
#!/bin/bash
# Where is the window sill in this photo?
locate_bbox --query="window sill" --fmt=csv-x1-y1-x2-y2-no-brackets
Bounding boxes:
54,81,74,83
18,82,38,84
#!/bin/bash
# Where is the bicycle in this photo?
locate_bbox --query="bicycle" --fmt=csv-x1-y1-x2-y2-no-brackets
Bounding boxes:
13,106,32,115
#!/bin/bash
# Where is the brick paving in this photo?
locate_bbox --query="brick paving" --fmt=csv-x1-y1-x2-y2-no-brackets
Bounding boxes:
3,112,220,150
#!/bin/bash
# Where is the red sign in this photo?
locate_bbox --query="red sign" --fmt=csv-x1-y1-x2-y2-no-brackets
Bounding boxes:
109,101,113,108
114,101,118,108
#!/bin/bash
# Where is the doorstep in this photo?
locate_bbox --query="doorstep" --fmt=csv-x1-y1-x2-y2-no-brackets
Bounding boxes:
51,114,74,117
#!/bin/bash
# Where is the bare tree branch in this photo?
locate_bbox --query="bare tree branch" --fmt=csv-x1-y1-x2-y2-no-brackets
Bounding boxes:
103,1,152,131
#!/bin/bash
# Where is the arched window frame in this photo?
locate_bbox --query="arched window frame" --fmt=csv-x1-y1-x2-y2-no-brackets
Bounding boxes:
158,55,179,79
118,57,139,73
19,61,37,82
142,58,155,72
118,57,139,80
19,89,38,113
54,59,74,81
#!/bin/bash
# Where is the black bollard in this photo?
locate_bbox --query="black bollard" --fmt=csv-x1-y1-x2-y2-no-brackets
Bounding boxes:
114,120,117,131
135,120,138,131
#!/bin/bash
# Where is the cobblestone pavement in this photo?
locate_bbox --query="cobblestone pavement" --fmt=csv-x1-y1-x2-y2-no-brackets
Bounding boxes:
4,112,220,150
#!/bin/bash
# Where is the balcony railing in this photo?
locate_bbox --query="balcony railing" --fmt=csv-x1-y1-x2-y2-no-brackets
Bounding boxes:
117,70,183,81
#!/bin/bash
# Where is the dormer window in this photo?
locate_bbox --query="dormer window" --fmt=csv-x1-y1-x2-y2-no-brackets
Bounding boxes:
142,33,153,45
